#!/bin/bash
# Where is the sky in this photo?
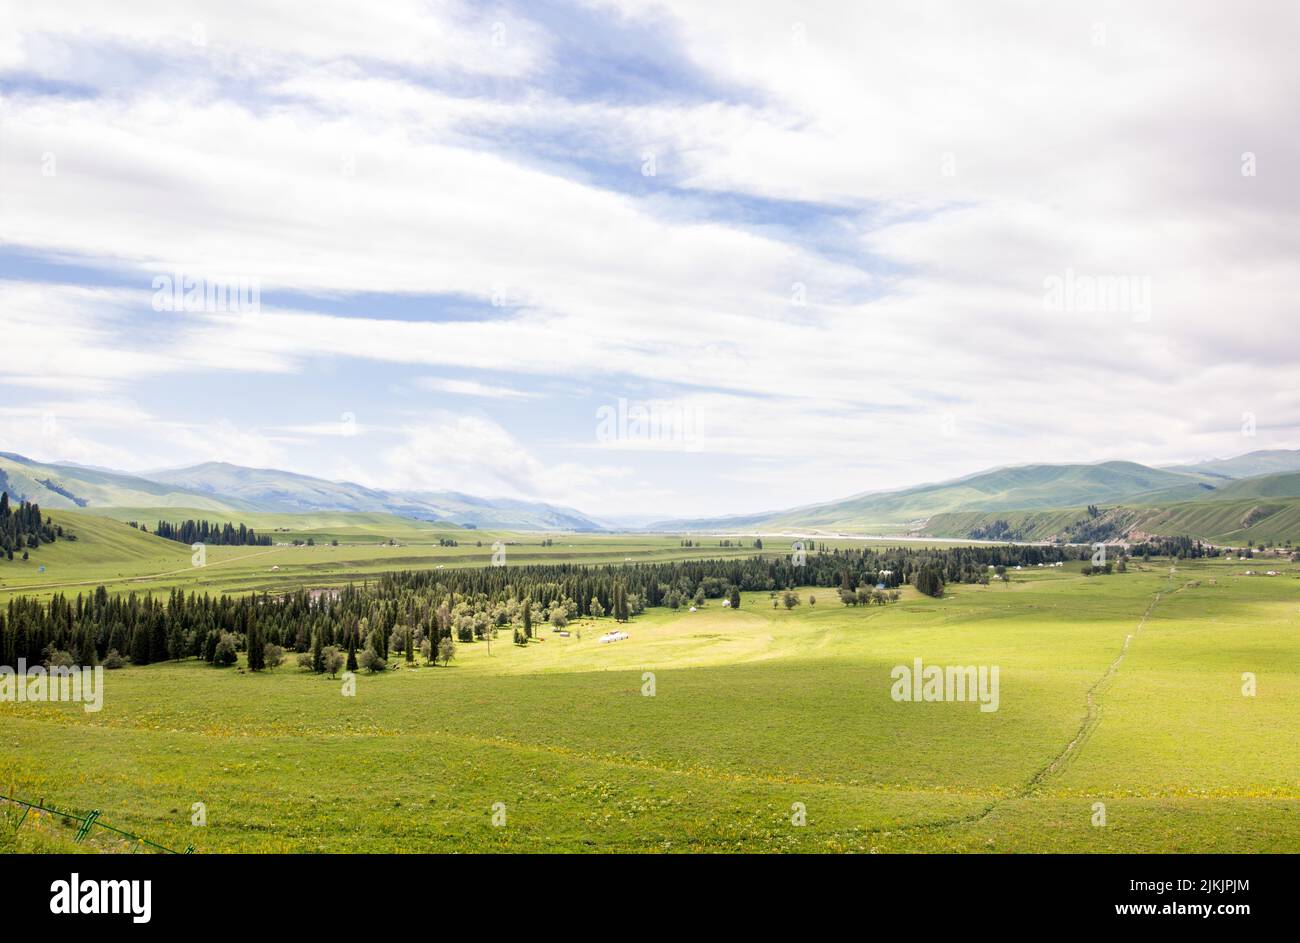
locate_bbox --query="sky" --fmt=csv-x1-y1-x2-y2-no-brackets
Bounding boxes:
0,0,1297,520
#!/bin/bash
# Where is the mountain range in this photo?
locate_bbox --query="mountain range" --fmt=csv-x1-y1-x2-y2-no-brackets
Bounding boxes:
3,448,1300,540
0,453,601,531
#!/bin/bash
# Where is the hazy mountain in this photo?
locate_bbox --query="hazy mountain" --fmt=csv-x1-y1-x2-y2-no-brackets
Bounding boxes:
651,461,1224,533
146,462,602,531
1165,449,1300,479
7,448,1296,538
0,454,602,531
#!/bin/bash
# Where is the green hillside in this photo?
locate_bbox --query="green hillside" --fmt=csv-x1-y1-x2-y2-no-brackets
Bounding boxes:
1203,471,1300,501
665,461,1222,533
0,510,192,595
82,506,466,545
921,497,1300,545
0,453,244,513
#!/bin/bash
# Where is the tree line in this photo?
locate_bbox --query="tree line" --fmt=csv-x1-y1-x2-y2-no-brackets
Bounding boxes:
0,492,66,562
0,542,1075,672
129,519,273,546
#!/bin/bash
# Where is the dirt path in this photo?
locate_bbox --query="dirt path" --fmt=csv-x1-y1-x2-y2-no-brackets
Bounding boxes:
864,584,1176,835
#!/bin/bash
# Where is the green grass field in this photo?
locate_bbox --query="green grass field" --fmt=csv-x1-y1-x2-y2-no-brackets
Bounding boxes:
3,555,1296,853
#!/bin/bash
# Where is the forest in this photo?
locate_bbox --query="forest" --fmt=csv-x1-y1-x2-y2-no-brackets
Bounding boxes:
0,542,1071,671
0,491,64,562
128,518,273,546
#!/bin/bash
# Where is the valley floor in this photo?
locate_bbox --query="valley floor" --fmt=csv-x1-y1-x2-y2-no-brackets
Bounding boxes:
2,558,1297,852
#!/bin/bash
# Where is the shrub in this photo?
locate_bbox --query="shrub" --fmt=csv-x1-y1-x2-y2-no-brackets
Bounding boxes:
358,648,387,673
263,643,284,670
44,648,75,669
102,649,125,669
213,632,238,667
322,645,344,678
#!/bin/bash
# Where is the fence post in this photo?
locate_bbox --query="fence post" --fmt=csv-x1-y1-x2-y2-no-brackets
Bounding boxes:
74,809,100,843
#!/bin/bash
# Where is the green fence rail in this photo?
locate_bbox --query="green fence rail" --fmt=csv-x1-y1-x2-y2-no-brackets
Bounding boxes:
1,793,194,854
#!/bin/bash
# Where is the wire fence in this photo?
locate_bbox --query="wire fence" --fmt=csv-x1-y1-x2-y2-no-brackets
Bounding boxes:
1,792,194,854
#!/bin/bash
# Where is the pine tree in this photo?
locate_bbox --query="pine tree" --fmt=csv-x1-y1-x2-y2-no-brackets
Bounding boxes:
310,628,325,673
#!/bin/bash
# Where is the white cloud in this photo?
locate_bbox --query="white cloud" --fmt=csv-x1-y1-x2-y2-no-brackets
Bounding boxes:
381,416,631,509
1,2,1298,515
414,377,538,400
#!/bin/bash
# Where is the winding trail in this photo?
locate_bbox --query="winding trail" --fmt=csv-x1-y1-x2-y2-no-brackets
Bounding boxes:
863,585,1176,835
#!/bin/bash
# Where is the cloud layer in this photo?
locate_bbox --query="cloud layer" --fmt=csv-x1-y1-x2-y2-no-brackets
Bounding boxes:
1,1,1297,517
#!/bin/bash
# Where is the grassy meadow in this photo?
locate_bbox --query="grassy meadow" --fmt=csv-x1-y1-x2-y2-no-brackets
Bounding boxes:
0,509,975,604
2,552,1296,853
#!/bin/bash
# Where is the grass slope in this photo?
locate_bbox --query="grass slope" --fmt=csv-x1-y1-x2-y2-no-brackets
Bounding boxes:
0,453,246,513
923,495,1300,544
663,461,1220,533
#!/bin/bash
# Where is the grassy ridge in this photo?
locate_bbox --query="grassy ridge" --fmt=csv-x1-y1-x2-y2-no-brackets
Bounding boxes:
922,497,1300,544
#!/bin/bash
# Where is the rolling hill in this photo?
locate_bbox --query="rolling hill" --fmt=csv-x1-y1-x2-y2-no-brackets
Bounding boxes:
1166,448,1300,479
654,461,1224,533
1201,470,1300,501
0,452,246,513
920,497,1300,545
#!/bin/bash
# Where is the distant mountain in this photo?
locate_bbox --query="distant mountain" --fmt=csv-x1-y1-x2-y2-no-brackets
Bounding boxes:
1166,449,1300,479
651,461,1223,533
141,462,603,531
7,447,1298,538
0,454,602,531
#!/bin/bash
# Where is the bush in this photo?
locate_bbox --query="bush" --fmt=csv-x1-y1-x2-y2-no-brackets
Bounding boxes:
44,648,75,669
213,632,238,667
358,648,387,673
102,649,125,669
263,643,284,669
322,645,344,677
